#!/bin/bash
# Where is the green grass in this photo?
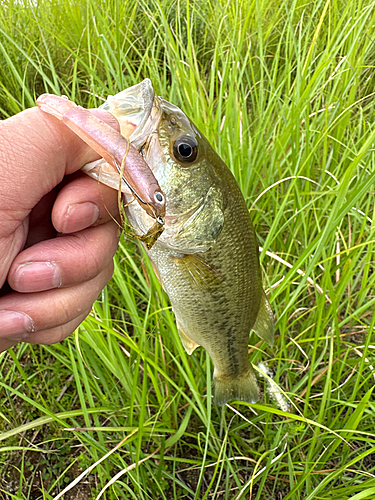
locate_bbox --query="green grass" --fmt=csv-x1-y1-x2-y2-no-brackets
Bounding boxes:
1,0,375,498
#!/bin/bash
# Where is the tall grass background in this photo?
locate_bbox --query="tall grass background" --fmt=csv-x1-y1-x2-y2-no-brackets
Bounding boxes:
1,0,375,498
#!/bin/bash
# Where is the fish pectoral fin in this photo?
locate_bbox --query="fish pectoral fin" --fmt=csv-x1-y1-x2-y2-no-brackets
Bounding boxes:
252,290,275,346
171,253,222,289
177,323,200,355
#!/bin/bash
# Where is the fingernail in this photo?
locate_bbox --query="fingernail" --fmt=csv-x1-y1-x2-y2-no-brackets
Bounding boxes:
62,202,100,233
14,261,62,292
0,310,34,340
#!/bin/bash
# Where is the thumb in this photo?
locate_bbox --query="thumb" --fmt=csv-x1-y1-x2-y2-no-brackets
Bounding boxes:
0,106,120,235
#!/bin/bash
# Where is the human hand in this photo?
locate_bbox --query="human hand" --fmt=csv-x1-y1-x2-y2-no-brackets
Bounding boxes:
0,106,121,353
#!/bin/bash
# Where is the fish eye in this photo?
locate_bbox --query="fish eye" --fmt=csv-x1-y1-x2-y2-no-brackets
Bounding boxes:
172,136,198,164
154,191,164,204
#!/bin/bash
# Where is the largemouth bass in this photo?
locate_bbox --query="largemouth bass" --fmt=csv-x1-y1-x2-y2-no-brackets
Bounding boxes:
43,80,275,405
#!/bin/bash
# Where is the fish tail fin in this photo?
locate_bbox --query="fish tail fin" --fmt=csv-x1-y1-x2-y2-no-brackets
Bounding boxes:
214,366,259,405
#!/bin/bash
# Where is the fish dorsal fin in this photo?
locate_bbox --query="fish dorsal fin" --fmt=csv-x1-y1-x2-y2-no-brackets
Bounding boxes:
171,253,222,290
177,323,200,355
252,290,274,346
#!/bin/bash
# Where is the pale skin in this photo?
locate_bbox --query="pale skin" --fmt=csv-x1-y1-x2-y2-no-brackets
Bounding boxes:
0,106,121,353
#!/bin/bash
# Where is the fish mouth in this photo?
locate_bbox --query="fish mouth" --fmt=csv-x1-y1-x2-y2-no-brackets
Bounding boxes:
100,79,161,149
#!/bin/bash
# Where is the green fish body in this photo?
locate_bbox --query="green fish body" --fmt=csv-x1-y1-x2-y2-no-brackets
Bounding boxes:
90,80,274,405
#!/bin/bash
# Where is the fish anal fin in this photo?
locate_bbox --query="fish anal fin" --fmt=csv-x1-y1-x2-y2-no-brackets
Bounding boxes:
214,366,259,405
252,290,274,346
177,323,200,355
